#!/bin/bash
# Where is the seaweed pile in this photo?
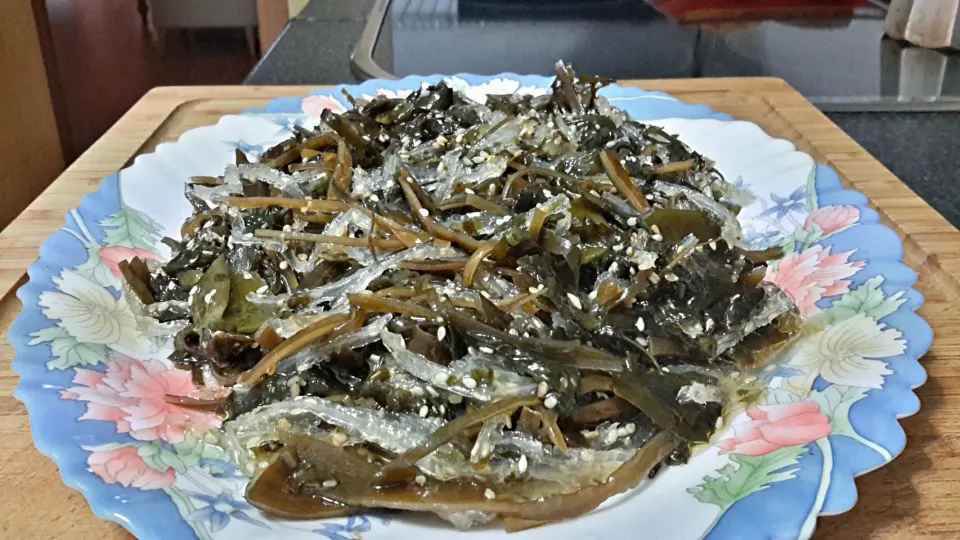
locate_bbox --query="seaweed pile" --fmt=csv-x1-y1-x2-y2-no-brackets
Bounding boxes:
121,62,800,531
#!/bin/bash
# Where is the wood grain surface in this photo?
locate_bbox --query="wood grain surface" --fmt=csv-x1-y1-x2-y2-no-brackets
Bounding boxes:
1,79,956,539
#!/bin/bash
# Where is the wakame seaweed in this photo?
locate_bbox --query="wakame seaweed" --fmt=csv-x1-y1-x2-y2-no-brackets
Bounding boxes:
124,61,801,531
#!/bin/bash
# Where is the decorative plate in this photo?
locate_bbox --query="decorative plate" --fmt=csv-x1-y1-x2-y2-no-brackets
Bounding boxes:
11,74,932,540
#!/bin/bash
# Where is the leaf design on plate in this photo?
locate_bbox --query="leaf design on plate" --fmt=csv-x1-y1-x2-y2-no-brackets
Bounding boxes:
688,445,807,509
809,384,892,460
139,441,187,474
827,276,906,323
30,326,110,369
74,244,121,289
100,202,163,251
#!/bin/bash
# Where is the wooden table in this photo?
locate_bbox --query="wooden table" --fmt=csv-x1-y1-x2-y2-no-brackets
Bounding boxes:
1,80,957,539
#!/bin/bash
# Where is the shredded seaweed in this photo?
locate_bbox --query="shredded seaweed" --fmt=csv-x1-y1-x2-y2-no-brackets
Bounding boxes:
123,61,801,531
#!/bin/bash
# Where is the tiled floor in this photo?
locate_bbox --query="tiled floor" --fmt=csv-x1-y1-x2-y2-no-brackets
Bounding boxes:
45,0,257,160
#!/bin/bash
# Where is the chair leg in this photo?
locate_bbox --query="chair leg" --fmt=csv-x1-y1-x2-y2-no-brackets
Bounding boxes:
136,0,150,25
152,27,170,56
244,26,258,57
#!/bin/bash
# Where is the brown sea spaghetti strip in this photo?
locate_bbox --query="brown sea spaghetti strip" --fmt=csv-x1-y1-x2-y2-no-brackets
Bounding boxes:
236,312,355,386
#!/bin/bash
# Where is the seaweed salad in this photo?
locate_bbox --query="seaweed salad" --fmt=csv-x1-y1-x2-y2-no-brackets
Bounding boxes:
120,62,801,531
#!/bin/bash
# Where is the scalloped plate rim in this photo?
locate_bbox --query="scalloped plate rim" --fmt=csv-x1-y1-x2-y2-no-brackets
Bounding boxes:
9,75,931,540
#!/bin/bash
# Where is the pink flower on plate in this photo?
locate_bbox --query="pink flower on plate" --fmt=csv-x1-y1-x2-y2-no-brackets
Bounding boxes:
716,402,831,456
764,245,864,314
99,246,157,278
88,446,175,490
803,206,860,236
61,355,219,443
301,95,347,118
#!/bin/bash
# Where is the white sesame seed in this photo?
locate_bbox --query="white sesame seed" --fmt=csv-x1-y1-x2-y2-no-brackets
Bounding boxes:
480,290,492,299
709,241,718,250
650,224,661,234
415,474,427,485
652,234,664,242
544,395,559,409
433,372,448,385
635,317,645,332
449,394,463,404
322,479,339,488
537,284,545,291
484,488,497,500
605,430,619,445
282,224,292,232
419,405,430,417
370,354,381,361
625,423,636,434
439,404,446,414
437,326,447,341
478,346,494,354
508,328,519,335
528,286,539,294
331,431,348,446
518,454,529,473
609,261,619,273
279,261,289,270
627,217,638,227
256,285,269,294
616,427,629,438
537,382,549,398
418,208,430,217
462,376,478,389
298,253,308,261
410,386,425,396
613,244,624,252
369,194,380,202
567,293,583,310
426,385,440,397
472,156,486,164
645,193,654,200
464,188,475,195
664,272,679,282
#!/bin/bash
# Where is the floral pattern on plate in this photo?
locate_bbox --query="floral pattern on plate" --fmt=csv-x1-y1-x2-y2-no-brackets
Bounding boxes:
10,75,931,540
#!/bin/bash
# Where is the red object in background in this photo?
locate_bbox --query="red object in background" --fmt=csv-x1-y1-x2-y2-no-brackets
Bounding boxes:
645,0,873,22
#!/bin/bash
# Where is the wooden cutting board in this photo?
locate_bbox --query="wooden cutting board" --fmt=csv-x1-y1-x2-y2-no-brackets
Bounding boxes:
0,79,958,539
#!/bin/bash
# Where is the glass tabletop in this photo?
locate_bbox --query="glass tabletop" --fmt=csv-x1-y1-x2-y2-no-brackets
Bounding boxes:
356,0,960,110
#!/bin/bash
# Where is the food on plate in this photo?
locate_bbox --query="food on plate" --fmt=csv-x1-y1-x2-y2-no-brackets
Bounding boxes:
121,62,801,530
